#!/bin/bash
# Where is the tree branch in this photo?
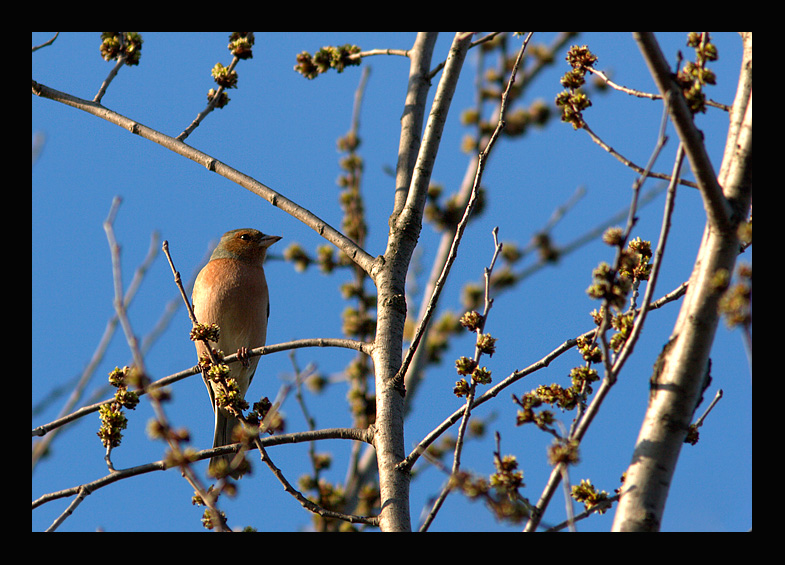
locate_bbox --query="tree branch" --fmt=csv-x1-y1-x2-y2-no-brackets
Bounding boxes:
31,80,379,278
402,32,575,404
395,33,532,394
633,32,733,232
34,425,375,527
390,33,439,223
32,337,372,439
398,281,689,475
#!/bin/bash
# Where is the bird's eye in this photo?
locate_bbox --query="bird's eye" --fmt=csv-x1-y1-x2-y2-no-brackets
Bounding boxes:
239,233,250,241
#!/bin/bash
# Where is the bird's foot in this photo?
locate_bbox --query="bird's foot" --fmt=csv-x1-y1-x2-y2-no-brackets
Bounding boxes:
237,346,251,367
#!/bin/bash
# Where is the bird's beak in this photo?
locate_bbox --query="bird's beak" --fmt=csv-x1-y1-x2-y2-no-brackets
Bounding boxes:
261,234,282,248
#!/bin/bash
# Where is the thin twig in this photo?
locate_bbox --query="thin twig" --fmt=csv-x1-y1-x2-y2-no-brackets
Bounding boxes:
178,53,243,141
349,48,409,61
46,485,90,532
692,388,723,429
420,227,505,531
99,201,230,531
560,464,576,532
397,281,687,474
453,228,503,463
32,337,372,439
103,197,145,372
611,144,685,377
586,67,730,111
523,125,684,533
582,123,697,190
94,34,127,104
32,222,160,469
32,32,60,52
34,427,373,511
590,99,672,381
162,240,200,327
255,439,379,527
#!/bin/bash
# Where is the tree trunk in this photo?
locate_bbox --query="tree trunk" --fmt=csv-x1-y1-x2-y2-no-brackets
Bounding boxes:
613,32,752,531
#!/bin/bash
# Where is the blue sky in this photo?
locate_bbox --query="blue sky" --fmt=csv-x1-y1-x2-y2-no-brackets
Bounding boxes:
32,32,751,532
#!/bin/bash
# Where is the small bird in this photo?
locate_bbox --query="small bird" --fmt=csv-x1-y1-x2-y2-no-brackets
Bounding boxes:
192,228,281,478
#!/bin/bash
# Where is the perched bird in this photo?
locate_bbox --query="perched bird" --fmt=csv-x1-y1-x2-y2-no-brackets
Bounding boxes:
192,228,281,478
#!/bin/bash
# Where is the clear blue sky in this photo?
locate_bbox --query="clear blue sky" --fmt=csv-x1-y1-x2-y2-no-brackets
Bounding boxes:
32,32,751,532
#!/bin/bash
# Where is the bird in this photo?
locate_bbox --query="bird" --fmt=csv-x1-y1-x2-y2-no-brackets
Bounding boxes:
192,228,281,478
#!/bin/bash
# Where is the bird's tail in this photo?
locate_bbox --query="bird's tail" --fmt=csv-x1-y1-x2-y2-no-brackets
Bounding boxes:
209,409,245,479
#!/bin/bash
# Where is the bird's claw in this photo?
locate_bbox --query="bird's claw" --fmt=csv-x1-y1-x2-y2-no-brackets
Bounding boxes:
237,346,250,368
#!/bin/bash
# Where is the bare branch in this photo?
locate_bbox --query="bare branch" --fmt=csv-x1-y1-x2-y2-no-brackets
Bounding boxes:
32,32,60,53
390,33,439,222
420,227,505,531
397,280,689,475
31,80,379,277
33,426,375,519
586,67,730,111
524,115,679,531
177,53,243,141
582,123,697,190
32,337,372,439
